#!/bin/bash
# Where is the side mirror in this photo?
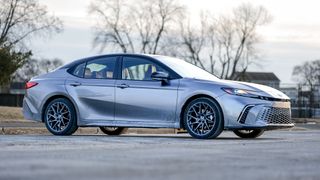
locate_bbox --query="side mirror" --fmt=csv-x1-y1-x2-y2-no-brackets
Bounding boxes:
151,71,169,84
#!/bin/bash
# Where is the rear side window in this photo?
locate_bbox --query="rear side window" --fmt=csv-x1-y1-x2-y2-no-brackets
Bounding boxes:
84,57,117,79
70,63,85,77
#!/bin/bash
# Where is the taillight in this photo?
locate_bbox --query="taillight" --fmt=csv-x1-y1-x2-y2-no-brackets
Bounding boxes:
25,82,38,89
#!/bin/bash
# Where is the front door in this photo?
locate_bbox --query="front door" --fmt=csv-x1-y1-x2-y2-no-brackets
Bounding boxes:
115,56,179,126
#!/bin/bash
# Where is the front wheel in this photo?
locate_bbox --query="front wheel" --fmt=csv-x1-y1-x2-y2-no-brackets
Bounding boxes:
183,97,224,139
233,129,264,138
99,127,126,135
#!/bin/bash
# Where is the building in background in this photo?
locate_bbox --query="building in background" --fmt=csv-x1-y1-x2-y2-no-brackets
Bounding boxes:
0,82,25,107
0,82,25,94
280,84,320,118
280,87,298,104
231,72,280,89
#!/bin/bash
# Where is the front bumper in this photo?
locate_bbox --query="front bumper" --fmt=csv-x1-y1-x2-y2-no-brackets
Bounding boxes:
235,103,294,130
218,94,294,130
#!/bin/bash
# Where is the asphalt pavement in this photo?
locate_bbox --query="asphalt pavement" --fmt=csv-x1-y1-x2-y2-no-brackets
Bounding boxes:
0,130,320,180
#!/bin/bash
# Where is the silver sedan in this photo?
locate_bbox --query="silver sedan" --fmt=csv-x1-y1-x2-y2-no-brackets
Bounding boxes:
23,54,294,139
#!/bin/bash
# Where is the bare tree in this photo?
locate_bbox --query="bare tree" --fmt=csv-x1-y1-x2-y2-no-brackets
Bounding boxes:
0,0,63,48
215,16,235,79
207,17,216,74
89,0,134,53
293,60,320,92
292,60,320,117
217,3,271,79
89,0,184,54
89,1,271,79
180,4,271,79
224,3,271,80
149,0,185,54
12,58,40,82
0,0,63,87
39,58,63,73
177,3,271,79
179,13,207,70
132,0,184,54
13,58,63,82
132,1,155,54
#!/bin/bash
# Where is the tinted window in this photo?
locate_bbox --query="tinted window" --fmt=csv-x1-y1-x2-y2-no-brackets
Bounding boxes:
122,57,167,81
71,62,85,77
85,57,117,79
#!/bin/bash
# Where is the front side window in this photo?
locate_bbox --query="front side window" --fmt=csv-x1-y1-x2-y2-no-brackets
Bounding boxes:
84,57,117,79
122,57,167,81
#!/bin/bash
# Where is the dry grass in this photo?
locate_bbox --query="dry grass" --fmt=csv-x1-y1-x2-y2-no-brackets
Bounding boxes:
0,106,24,121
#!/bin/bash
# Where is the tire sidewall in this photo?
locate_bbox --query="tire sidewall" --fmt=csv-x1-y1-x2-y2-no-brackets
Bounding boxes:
44,98,77,135
99,127,125,135
184,97,224,139
233,129,264,138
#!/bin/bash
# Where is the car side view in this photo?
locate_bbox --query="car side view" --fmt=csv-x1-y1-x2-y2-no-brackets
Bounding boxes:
23,54,294,139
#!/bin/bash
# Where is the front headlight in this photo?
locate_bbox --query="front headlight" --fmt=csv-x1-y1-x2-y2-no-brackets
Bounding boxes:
221,88,260,98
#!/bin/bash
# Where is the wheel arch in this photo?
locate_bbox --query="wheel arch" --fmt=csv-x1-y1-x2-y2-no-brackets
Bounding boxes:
179,94,224,129
41,94,78,124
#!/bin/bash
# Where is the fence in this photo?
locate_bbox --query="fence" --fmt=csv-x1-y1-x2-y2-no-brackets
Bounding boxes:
281,83,320,118
0,94,24,107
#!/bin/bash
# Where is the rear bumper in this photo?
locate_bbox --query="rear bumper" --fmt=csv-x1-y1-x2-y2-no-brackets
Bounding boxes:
22,97,42,122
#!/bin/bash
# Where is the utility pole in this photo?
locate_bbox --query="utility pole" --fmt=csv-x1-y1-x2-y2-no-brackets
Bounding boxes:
297,84,302,118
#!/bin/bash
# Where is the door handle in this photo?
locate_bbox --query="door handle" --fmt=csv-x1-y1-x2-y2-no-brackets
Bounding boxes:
69,82,82,87
117,83,129,89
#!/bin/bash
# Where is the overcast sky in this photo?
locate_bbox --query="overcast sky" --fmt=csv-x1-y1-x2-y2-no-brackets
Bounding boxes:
31,0,320,84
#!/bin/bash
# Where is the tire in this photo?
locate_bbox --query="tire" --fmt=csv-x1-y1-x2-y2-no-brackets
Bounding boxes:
233,129,264,138
44,98,78,135
99,127,126,135
183,97,224,139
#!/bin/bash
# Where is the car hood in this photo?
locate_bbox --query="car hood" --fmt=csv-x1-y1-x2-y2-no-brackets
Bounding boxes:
230,81,289,100
190,78,290,100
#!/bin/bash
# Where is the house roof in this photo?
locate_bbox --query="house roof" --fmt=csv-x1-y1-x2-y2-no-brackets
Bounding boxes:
233,72,280,82
280,87,297,90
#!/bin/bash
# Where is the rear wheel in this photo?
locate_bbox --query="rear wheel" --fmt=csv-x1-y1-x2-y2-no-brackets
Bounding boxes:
233,129,264,138
183,97,224,139
44,98,78,135
99,127,125,135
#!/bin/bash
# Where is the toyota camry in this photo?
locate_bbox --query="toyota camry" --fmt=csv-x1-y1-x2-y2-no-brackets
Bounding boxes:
23,54,294,139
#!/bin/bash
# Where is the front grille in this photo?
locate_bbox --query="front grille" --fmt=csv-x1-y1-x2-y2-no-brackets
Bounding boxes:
257,107,292,124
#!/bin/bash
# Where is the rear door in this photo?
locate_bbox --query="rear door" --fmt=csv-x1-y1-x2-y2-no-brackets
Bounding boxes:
66,56,119,123
114,56,179,125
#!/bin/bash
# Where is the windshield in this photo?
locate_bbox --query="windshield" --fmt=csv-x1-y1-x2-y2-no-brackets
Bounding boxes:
154,55,220,81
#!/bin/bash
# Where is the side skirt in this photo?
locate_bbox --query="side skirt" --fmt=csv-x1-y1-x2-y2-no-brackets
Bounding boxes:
79,120,180,128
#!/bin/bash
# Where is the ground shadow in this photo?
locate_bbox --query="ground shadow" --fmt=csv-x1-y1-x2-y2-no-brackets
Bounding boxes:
69,134,282,141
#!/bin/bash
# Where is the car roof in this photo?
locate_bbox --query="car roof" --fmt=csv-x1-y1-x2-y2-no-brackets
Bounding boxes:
59,53,159,69
59,53,182,79
60,53,165,69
